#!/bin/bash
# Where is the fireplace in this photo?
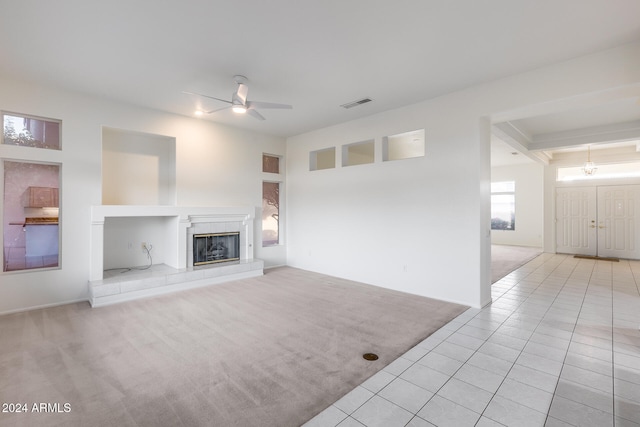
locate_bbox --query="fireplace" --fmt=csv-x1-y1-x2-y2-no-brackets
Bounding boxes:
193,232,240,266
90,206,264,307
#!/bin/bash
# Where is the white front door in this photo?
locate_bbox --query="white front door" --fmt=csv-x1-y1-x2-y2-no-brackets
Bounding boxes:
597,185,640,259
556,185,640,259
556,187,597,256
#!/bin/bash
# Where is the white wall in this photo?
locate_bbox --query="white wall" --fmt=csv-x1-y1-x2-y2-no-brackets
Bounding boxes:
286,41,640,309
491,163,544,247
0,77,286,314
286,102,491,308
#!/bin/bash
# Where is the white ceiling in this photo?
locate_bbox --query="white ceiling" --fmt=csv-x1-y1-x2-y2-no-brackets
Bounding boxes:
491,136,534,167
1,1,640,140
509,98,640,137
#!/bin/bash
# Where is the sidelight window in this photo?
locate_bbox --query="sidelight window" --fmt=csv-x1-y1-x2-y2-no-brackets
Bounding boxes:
262,181,280,246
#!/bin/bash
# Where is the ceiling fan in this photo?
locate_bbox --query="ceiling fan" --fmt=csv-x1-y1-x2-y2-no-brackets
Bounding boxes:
184,75,292,120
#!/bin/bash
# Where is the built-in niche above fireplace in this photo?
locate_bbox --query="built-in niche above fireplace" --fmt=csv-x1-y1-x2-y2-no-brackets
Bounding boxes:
193,232,240,266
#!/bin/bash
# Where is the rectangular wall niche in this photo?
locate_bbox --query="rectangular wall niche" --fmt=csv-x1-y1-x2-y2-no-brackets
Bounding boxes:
383,129,425,161
193,232,240,266
102,127,176,206
310,147,336,171
342,140,374,167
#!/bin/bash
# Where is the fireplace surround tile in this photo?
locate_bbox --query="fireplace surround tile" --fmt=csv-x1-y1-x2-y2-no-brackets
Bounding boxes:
166,269,204,285
92,282,121,298
121,276,167,293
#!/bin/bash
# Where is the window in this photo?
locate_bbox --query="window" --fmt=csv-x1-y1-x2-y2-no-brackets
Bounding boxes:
557,161,640,181
310,147,336,171
383,129,425,161
491,181,515,231
3,161,60,271
2,112,61,150
262,154,280,174
342,139,374,166
262,181,280,246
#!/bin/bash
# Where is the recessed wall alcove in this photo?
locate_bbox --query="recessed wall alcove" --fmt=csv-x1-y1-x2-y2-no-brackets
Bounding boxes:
102,127,176,206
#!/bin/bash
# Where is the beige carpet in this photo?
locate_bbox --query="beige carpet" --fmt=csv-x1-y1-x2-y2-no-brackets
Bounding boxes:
491,244,543,283
0,267,467,427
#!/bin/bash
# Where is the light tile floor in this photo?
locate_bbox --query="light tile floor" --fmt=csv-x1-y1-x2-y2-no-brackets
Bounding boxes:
304,253,640,427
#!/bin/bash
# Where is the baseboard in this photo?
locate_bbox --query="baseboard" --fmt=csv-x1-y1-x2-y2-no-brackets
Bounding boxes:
0,298,89,316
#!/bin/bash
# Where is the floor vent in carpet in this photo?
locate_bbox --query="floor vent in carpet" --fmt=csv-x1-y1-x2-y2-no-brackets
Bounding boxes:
363,353,379,361
574,255,619,262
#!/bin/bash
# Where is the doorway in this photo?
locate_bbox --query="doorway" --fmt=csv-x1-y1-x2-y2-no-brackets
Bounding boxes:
556,185,640,259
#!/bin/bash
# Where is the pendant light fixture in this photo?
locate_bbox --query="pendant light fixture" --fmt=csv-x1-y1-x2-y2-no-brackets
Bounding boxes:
582,145,597,176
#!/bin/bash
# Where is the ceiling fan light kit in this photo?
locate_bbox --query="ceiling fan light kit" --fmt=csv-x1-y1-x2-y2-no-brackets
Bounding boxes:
185,75,292,121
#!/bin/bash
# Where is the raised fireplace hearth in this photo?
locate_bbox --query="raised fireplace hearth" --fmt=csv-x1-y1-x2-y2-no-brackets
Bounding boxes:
193,232,240,266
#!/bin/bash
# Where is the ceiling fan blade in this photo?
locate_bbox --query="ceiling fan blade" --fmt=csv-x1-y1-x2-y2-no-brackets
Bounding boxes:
247,109,266,121
235,83,249,104
204,105,231,114
182,90,231,104
246,101,293,110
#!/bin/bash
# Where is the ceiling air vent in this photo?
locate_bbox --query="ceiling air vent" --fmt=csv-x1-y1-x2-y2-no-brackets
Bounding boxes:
340,98,373,109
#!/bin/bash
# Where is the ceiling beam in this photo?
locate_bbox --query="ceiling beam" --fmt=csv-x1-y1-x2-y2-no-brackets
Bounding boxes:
490,84,640,124
492,123,549,165
529,119,640,150
493,122,532,150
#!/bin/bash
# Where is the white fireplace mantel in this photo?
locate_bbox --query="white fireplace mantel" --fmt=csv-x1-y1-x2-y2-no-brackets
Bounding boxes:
88,205,262,306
